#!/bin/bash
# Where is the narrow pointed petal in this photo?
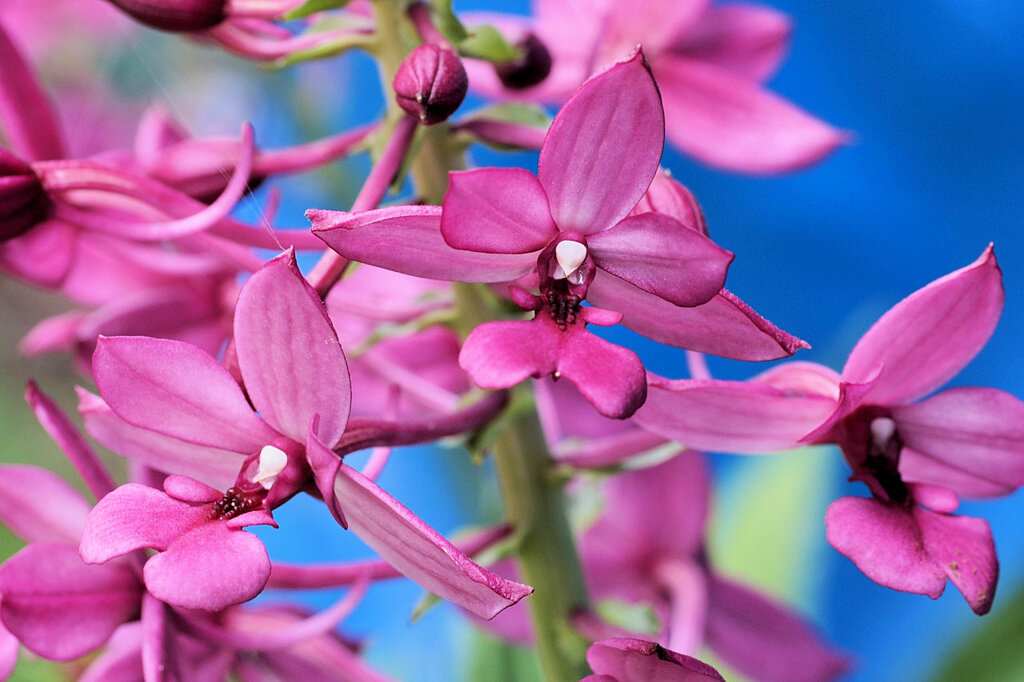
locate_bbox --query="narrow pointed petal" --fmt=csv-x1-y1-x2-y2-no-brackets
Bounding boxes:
234,251,351,445
0,25,65,160
681,5,792,81
539,49,664,235
144,523,271,610
333,464,533,619
0,543,142,660
0,621,16,680
705,576,849,682
441,168,558,253
93,336,277,452
893,387,1024,497
78,388,245,490
306,424,347,529
588,213,731,306
842,245,1003,404
140,593,169,682
914,506,998,615
586,638,725,682
310,206,536,282
658,560,709,655
80,484,206,564
634,376,836,453
824,497,946,599
0,465,92,545
589,272,807,360
656,56,846,173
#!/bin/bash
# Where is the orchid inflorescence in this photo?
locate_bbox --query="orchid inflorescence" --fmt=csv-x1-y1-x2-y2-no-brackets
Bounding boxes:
0,1,1020,681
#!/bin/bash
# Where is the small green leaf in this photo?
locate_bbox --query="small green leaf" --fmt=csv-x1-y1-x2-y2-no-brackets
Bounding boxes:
458,24,520,62
410,590,442,622
429,0,469,44
269,31,375,68
284,0,353,20
932,578,1024,682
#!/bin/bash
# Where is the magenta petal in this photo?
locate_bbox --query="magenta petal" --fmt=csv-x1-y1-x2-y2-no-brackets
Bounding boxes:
824,497,946,599
913,506,998,615
333,464,533,619
306,423,348,529
557,326,647,419
0,25,65,161
234,251,351,445
0,543,141,661
80,484,206,564
93,336,277,452
309,205,537,282
588,213,732,306
538,49,664,235
586,638,725,682
681,5,791,81
0,620,16,680
634,376,836,453
656,56,846,173
144,522,271,610
892,387,1024,497
460,319,557,390
163,475,222,504
441,168,558,253
706,576,848,682
842,245,1003,405
588,273,807,360
0,465,92,545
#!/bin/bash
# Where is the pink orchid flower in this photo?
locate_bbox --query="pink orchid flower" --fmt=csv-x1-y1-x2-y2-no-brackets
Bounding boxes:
633,246,1024,614
582,638,724,682
463,0,846,173
78,250,531,618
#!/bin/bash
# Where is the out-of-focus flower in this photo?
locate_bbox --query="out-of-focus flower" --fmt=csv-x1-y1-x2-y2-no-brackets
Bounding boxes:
582,638,725,682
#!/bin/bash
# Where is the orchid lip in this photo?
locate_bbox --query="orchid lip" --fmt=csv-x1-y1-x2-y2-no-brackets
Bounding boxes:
554,240,587,280
252,444,288,490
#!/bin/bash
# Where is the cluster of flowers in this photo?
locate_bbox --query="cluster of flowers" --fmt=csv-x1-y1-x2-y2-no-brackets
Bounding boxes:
0,1,1021,680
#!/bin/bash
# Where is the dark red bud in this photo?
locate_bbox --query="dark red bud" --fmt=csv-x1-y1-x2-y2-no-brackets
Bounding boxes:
0,149,49,243
108,0,226,32
494,33,552,90
393,44,469,126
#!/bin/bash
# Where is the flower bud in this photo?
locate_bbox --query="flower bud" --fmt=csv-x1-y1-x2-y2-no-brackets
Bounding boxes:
0,149,49,243
108,0,226,32
494,33,552,90
393,44,469,125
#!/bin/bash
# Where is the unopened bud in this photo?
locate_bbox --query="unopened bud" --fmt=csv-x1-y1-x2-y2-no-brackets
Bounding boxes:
494,34,552,90
0,149,48,243
393,44,468,125
108,0,226,32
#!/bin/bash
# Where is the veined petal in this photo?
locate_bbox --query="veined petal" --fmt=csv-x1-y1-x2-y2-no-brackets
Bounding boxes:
586,638,725,682
0,25,65,161
679,5,791,81
93,336,277,453
588,213,732,307
705,576,849,682
913,506,998,615
333,464,533,619
557,324,647,419
588,272,807,360
441,168,558,253
80,484,207,564
656,56,846,173
0,465,92,545
310,205,536,282
460,319,558,391
235,251,351,445
0,543,141,661
824,497,946,599
538,49,663,235
144,523,271,611
892,387,1024,497
634,376,836,453
842,245,1003,405
306,423,347,529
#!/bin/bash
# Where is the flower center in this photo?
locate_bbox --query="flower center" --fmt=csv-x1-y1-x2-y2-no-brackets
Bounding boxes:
845,409,909,505
208,486,264,520
554,240,588,282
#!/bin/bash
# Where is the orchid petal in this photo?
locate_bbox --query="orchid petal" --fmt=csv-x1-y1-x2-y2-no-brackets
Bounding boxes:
0,24,65,160
588,213,732,306
601,0,711,57
0,543,141,661
913,506,998,615
680,5,791,81
234,251,351,445
824,497,946,600
306,422,347,529
557,325,647,419
310,205,537,282
0,219,75,289
657,559,709,655
588,272,807,360
705,576,849,682
140,593,169,682
80,483,206,564
656,56,846,173
0,620,16,681
143,522,271,611
892,387,1024,497
538,49,663,235
0,465,92,545
93,336,277,452
586,638,725,682
333,463,533,619
842,245,1003,404
459,320,558,390
633,376,836,453
441,168,558,253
